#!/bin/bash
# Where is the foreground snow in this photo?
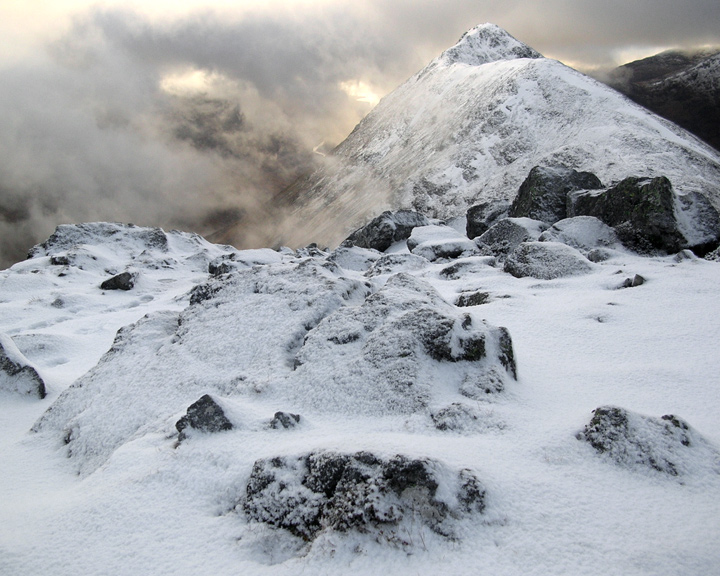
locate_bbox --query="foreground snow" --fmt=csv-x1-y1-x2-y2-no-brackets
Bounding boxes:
1,222,719,576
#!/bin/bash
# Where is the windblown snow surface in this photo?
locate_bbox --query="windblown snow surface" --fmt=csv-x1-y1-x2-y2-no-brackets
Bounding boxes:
283,24,720,248
1,220,719,576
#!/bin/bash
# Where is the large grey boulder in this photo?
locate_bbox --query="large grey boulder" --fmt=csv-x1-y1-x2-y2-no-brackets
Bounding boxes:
466,201,510,239
0,333,46,399
504,242,596,280
341,210,431,252
568,176,720,254
509,165,602,224
243,450,485,542
578,406,720,476
407,225,480,261
475,218,548,259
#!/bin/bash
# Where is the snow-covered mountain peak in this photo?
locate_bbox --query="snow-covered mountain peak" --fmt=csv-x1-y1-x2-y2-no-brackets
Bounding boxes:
438,23,542,67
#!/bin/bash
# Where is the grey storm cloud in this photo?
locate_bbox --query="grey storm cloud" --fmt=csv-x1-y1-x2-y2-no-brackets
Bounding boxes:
0,1,718,267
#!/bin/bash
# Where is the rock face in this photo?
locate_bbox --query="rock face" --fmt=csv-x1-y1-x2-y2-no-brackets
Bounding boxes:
504,242,596,280
0,333,46,399
578,406,719,476
175,394,233,441
341,210,430,252
568,176,720,254
509,165,602,224
243,451,485,542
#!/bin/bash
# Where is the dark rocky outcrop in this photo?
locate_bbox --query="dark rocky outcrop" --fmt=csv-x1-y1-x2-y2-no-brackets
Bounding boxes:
455,291,490,307
568,176,720,254
466,201,510,239
577,406,715,476
0,334,46,399
509,165,602,224
243,451,485,542
342,210,431,252
176,394,233,442
100,271,137,291
504,242,595,280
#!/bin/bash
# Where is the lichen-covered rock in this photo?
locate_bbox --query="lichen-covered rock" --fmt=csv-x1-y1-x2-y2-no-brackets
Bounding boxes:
0,333,46,399
407,225,480,261
341,210,431,252
100,271,137,291
509,165,602,224
504,242,596,280
568,176,720,254
538,216,621,253
578,406,720,476
466,201,510,239
476,218,548,259
176,394,233,441
242,451,485,542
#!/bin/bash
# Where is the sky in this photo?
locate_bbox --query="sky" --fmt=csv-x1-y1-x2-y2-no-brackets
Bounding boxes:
0,0,719,267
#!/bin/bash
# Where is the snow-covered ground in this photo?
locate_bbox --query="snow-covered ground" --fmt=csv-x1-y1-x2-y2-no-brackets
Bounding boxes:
1,222,719,576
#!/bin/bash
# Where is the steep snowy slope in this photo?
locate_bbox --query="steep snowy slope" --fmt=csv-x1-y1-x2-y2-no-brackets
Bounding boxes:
282,24,720,247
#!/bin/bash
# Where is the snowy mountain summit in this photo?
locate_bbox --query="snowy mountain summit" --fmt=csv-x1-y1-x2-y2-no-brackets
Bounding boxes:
283,24,720,249
2,24,720,576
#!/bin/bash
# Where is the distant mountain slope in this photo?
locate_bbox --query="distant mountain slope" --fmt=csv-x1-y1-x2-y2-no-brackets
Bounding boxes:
280,24,720,248
606,49,720,151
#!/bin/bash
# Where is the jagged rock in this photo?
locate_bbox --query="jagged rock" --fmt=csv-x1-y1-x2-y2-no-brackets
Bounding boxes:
455,291,490,307
175,394,233,442
568,176,720,254
342,210,431,252
0,333,46,399
100,271,137,291
620,274,645,288
538,216,621,252
476,218,548,259
364,253,429,277
243,451,485,542
270,411,301,429
705,246,720,261
509,165,602,224
504,242,596,280
578,406,718,476
466,201,510,239
407,225,480,261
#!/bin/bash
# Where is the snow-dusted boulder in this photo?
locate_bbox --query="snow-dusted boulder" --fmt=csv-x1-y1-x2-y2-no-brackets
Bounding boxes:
100,271,137,291
341,210,431,252
365,253,429,277
538,216,621,252
289,273,516,414
328,246,381,272
407,225,480,261
175,394,233,442
578,406,720,476
0,333,46,399
504,242,596,280
208,249,283,276
568,176,720,254
509,165,602,224
438,257,497,280
243,451,485,543
476,218,548,259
